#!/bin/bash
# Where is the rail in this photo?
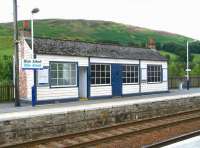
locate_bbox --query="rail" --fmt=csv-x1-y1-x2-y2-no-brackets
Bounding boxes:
4,108,200,148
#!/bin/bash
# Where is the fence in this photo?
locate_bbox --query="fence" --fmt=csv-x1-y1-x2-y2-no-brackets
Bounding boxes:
168,76,200,89
0,83,14,102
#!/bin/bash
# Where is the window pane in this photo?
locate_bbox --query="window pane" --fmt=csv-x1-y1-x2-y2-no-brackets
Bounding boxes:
101,71,105,77
131,72,135,77
106,78,110,84
101,78,105,84
91,72,95,78
101,65,105,71
91,65,95,71
122,65,126,71
96,78,100,84
51,71,57,78
58,64,63,71
96,71,100,77
106,72,110,77
131,78,135,83
71,64,76,71
96,65,100,71
123,72,126,78
127,66,131,71
51,79,57,86
106,65,110,71
71,70,76,77
71,76,76,85
123,78,126,83
51,64,57,70
58,71,63,78
135,78,138,83
91,78,95,84
58,79,63,85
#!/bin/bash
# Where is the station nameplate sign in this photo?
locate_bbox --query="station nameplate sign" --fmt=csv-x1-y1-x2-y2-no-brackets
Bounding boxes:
22,59,43,69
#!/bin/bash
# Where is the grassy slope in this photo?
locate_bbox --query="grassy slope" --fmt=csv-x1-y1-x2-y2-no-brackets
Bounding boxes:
0,19,191,56
0,23,13,56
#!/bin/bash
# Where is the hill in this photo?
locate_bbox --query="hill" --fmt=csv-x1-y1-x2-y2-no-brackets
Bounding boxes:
0,19,194,56
0,19,200,78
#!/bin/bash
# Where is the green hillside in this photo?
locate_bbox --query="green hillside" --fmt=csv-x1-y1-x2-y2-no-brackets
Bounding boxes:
0,19,193,56
0,19,200,78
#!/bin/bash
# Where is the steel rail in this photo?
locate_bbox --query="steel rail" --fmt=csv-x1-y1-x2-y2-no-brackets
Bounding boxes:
3,108,200,148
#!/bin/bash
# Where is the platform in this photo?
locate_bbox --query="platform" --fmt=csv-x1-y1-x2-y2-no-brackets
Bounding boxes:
163,135,200,148
0,88,200,122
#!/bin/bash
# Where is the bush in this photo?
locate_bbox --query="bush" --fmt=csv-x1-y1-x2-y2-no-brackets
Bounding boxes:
0,55,13,83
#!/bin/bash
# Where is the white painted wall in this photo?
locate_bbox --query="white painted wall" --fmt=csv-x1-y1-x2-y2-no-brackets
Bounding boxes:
122,85,139,94
90,86,112,97
90,57,139,64
35,54,89,101
37,55,88,67
79,67,87,98
141,82,168,93
22,40,89,101
37,87,78,100
140,60,168,93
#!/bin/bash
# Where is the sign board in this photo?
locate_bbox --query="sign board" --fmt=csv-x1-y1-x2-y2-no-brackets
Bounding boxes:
185,69,191,72
38,67,49,84
22,59,43,69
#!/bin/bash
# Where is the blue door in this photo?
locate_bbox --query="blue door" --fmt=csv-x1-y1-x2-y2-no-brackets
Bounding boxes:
111,64,122,97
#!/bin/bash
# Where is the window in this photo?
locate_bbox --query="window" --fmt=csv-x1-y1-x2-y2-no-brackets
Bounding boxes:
50,62,77,87
90,64,111,85
147,65,162,83
122,65,139,84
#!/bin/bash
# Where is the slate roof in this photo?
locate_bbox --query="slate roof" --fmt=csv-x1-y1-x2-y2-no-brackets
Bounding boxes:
25,38,167,61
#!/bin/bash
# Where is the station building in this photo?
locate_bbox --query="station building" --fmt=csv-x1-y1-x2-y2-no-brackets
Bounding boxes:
18,37,168,104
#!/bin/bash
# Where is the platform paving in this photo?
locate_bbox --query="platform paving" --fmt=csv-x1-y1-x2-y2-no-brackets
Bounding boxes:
0,88,200,121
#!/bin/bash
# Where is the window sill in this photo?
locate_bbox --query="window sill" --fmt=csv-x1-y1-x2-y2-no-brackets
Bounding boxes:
50,85,78,88
123,83,139,85
147,82,163,84
91,84,111,87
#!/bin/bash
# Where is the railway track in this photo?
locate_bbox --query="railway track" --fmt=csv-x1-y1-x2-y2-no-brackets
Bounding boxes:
4,108,200,148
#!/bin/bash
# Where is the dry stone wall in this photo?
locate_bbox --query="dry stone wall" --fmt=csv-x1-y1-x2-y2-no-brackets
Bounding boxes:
0,96,200,147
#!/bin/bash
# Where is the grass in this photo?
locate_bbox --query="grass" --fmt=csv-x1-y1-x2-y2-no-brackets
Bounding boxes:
159,51,178,61
0,19,199,77
0,19,192,56
192,54,200,64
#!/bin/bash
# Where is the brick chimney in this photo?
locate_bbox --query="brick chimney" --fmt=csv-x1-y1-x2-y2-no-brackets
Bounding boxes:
147,38,156,49
20,20,31,38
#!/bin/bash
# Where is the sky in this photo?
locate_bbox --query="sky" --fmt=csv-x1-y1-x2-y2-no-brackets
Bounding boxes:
0,0,200,40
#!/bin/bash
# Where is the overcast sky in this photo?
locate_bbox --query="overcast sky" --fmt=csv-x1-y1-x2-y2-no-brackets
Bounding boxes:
0,0,200,40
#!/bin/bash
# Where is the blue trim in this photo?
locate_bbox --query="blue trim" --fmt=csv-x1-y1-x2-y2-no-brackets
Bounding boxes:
36,97,79,105
111,64,122,97
77,65,80,97
88,95,113,100
32,86,37,106
87,57,91,98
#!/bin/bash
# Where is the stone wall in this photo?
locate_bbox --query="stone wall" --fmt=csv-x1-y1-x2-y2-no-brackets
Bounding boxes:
1,96,200,147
